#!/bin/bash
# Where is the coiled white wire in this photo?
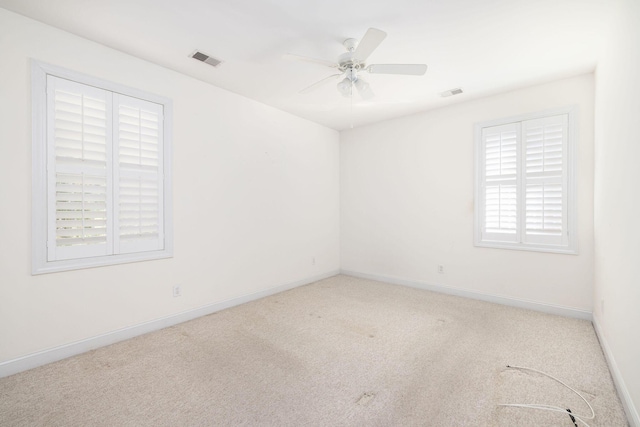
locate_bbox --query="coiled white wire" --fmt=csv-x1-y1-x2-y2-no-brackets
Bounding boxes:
498,365,596,427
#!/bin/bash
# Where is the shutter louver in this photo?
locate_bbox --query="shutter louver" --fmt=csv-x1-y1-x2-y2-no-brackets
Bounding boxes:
485,184,517,233
481,124,519,242
525,123,564,175
114,94,164,254
119,176,160,241
55,173,108,246
485,130,517,178
118,104,160,171
48,76,112,261
53,90,107,169
523,115,568,246
525,183,562,235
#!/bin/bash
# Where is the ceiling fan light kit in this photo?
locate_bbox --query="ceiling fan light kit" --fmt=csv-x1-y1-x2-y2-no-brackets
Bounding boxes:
286,28,428,100
337,76,353,97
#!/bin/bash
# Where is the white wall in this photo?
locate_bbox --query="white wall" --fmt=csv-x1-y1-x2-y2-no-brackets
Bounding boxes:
341,75,594,312
0,9,340,364
593,0,640,423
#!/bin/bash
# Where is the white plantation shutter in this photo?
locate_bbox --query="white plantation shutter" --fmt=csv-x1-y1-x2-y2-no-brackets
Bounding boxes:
54,174,108,246
47,76,112,261
522,115,568,246
35,64,171,273
475,108,575,253
481,123,519,243
113,94,164,254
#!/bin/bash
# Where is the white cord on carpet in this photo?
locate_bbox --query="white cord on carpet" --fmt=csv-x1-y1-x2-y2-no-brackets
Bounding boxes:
498,365,595,427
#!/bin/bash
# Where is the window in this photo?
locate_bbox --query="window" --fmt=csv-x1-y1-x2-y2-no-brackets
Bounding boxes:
32,61,172,274
474,107,576,254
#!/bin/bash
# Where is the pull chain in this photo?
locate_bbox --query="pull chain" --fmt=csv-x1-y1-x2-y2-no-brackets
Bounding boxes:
350,80,354,129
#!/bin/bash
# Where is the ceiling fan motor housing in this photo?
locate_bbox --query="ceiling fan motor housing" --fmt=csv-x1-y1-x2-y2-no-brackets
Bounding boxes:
338,52,364,71
343,38,358,51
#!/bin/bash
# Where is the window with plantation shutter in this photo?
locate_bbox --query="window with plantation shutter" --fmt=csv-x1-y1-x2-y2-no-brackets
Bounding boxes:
522,115,568,246
114,95,164,254
47,77,112,261
32,62,173,274
474,108,576,254
482,123,518,243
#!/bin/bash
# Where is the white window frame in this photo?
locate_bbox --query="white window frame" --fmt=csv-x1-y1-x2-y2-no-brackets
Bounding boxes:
32,60,173,274
474,106,577,254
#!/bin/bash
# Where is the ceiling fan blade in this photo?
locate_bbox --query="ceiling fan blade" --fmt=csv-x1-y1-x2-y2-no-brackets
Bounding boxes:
283,53,338,68
354,78,375,101
367,64,428,75
299,73,343,94
352,28,387,63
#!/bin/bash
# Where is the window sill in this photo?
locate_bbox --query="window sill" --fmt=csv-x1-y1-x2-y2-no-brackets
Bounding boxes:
474,241,577,255
32,249,173,275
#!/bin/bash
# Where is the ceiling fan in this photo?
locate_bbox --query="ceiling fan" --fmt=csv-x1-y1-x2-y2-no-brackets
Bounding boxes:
285,28,427,100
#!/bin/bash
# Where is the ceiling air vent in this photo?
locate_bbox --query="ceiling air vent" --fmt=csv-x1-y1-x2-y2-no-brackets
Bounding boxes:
440,88,463,97
191,50,223,68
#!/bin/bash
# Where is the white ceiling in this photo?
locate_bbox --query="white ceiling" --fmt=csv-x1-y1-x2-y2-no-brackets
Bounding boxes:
0,0,607,130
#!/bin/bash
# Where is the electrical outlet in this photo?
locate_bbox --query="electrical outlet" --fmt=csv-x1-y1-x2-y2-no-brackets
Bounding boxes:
437,264,445,274
173,285,182,298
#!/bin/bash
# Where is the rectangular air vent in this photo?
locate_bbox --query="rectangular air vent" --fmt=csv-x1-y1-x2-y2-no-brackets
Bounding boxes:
191,50,223,68
440,88,463,97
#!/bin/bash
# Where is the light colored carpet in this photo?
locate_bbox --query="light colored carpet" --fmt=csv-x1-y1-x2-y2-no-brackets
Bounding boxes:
0,275,628,426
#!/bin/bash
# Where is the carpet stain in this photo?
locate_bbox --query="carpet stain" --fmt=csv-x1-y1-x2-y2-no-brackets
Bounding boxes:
336,318,376,337
356,392,376,406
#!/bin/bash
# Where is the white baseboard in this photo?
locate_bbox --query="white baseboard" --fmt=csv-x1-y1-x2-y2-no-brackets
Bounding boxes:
593,316,640,427
0,270,340,379
341,270,593,321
